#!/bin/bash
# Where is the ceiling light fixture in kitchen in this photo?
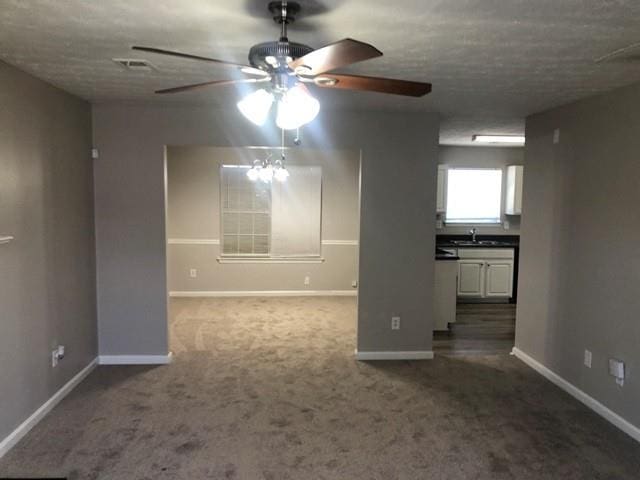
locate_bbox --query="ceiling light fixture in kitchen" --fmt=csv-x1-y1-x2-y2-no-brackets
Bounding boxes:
472,135,525,145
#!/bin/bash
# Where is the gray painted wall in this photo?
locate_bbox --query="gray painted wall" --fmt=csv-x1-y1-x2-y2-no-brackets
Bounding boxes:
92,104,439,355
166,146,360,293
438,146,524,235
516,81,640,428
0,62,96,442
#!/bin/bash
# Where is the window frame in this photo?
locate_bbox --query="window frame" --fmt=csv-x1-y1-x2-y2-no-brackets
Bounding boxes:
444,167,503,225
218,164,324,263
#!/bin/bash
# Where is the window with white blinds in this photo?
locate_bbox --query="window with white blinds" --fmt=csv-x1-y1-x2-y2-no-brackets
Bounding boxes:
221,166,271,255
220,165,322,257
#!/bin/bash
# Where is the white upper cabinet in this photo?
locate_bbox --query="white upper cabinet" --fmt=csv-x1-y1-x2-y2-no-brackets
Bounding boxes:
505,165,524,215
436,165,447,213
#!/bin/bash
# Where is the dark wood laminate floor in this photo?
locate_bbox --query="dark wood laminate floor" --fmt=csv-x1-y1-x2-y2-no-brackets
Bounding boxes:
434,303,516,355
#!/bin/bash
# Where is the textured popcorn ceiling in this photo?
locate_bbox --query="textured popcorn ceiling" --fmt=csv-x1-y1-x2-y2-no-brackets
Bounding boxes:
1,0,639,144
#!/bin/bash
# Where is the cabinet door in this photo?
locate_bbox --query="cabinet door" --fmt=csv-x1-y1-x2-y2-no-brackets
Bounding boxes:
505,165,524,215
485,260,513,297
436,165,447,213
457,261,485,296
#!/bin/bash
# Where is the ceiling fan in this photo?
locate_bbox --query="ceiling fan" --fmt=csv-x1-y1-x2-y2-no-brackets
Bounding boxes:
132,1,432,129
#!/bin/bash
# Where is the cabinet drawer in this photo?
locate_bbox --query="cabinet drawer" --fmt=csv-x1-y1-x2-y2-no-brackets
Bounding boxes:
457,248,514,259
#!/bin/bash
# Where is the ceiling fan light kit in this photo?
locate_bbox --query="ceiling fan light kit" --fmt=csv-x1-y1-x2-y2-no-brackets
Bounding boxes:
275,84,320,130
133,1,431,130
236,89,275,126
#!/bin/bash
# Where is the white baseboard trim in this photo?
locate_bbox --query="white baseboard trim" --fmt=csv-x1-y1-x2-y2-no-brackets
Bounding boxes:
169,290,357,298
0,357,98,459
98,352,173,365
355,350,434,361
512,347,640,444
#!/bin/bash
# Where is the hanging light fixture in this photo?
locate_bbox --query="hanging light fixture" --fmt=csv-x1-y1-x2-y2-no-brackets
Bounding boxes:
236,89,274,126
246,153,289,183
259,162,274,183
273,155,290,182
246,160,262,181
276,84,320,130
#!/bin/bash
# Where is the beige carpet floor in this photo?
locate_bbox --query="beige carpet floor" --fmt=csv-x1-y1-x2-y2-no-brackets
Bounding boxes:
1,296,639,479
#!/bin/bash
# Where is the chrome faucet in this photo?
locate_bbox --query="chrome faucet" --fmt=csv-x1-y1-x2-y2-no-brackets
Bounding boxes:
469,227,477,243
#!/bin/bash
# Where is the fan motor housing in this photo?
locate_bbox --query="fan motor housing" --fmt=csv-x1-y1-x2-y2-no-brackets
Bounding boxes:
248,41,313,71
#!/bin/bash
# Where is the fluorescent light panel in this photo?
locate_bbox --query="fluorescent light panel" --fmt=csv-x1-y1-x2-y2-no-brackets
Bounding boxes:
472,135,525,144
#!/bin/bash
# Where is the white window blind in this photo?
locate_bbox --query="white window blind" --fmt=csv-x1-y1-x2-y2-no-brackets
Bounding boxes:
271,166,322,257
220,165,322,258
445,168,502,224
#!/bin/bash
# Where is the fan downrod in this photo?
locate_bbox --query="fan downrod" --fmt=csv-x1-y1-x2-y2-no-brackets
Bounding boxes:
268,1,301,24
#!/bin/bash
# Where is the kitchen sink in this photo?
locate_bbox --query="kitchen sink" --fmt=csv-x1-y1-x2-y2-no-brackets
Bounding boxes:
451,240,505,246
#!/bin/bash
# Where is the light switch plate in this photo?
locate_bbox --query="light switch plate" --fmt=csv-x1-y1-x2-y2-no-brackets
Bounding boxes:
584,349,592,368
553,128,560,144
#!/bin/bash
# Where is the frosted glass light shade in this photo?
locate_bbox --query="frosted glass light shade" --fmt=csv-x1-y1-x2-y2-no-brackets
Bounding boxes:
237,89,274,126
274,166,289,182
246,167,260,181
276,84,320,130
259,164,274,183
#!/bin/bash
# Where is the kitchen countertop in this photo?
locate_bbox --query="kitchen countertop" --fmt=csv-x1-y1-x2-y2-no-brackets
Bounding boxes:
435,248,459,260
436,234,519,249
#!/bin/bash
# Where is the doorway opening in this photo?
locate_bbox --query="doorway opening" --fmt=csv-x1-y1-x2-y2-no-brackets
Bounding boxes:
433,147,524,355
164,146,361,358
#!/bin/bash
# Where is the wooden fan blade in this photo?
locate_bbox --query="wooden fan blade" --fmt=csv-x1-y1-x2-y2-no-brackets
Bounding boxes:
288,38,382,76
132,46,248,69
156,77,270,94
313,73,431,97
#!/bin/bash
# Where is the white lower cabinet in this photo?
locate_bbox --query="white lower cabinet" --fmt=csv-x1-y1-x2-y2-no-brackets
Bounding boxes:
485,261,513,297
457,261,485,297
456,249,514,299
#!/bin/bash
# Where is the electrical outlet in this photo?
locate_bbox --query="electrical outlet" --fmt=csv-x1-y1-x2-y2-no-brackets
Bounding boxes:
351,280,358,288
503,219,510,230
584,349,592,368
189,268,197,278
51,345,65,367
553,128,560,144
304,275,310,286
391,316,401,330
